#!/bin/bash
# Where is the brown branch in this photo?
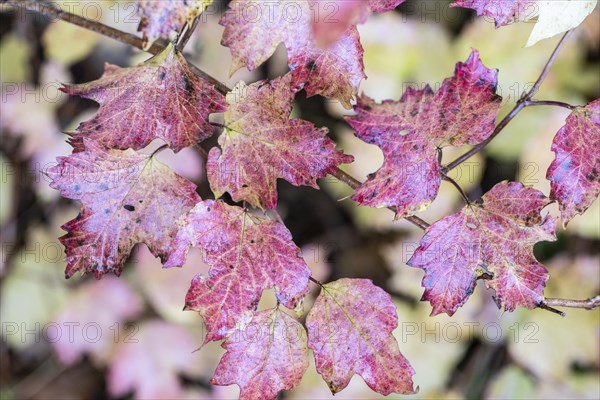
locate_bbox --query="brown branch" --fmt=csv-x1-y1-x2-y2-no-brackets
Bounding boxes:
8,0,431,231
176,15,200,52
308,276,323,286
443,30,574,172
442,174,471,205
543,295,600,311
523,100,576,110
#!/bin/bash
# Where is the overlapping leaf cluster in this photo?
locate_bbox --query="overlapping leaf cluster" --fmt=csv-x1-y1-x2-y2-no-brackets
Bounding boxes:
45,0,600,399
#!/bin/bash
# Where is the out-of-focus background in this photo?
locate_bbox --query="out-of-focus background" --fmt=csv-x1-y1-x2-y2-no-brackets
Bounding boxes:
0,0,599,399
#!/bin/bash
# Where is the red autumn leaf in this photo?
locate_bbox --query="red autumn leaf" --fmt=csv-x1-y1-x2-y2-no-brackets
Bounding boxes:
547,99,600,226
312,0,405,46
47,139,200,278
305,278,416,395
211,308,309,400
62,44,225,153
137,0,212,46
450,0,537,27
347,50,501,218
220,0,365,107
408,181,556,316
207,75,353,209
164,200,311,342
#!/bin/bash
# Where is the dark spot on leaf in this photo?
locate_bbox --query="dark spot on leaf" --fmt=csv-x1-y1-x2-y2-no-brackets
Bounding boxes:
183,74,192,93
124,204,135,211
307,60,316,70
228,264,234,269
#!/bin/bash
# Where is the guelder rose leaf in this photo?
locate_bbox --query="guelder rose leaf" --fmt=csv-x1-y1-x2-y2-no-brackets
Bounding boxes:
306,279,415,394
547,99,600,226
288,27,364,107
312,0,405,46
47,140,200,278
207,75,353,209
62,43,225,153
164,200,311,342
137,0,213,47
408,181,557,316
347,50,501,218
451,1,598,46
220,0,365,107
211,308,309,400
306,278,416,395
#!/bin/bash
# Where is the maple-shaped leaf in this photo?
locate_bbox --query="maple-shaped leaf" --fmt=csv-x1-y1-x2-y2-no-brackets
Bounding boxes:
207,75,353,209
547,99,600,226
47,139,200,278
451,1,598,46
137,0,212,47
211,308,309,400
220,0,365,107
347,50,501,218
306,278,416,395
164,200,311,342
312,0,405,46
62,43,225,153
408,181,556,316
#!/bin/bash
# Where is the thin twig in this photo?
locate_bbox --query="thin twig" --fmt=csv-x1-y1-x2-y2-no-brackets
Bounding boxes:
442,173,471,205
544,295,600,310
538,302,566,317
527,30,575,98
308,276,323,286
439,148,471,204
443,30,574,172
150,144,169,157
176,16,201,52
7,0,432,233
523,100,576,110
